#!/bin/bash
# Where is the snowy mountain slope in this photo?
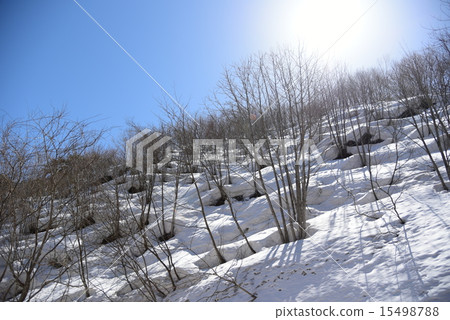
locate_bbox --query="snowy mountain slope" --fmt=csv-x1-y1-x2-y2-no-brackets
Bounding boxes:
2,101,449,302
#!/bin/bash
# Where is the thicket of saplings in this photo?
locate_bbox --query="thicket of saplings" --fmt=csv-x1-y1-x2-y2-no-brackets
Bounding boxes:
0,34,448,301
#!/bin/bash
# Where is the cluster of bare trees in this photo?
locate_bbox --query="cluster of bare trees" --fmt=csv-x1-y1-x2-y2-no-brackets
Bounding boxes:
161,33,448,236
392,47,450,190
0,111,185,301
0,110,109,300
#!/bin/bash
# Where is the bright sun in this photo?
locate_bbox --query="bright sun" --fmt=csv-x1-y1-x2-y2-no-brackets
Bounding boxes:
271,0,368,57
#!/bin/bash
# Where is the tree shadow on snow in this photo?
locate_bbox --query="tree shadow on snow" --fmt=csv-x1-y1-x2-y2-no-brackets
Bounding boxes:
263,241,304,267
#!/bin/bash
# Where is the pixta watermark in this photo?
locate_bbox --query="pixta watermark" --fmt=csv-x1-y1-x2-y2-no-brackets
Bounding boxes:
126,129,172,175
126,129,324,174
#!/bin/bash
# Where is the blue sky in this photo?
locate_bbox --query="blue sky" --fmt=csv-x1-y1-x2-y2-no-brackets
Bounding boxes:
0,0,448,144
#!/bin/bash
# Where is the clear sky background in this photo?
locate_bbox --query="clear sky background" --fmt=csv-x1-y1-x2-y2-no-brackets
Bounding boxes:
0,0,448,144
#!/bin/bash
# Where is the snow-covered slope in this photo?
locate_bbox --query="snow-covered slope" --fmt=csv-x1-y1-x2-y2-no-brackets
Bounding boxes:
5,101,450,302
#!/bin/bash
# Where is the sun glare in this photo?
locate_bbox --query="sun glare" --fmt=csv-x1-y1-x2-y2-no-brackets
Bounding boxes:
277,0,367,56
